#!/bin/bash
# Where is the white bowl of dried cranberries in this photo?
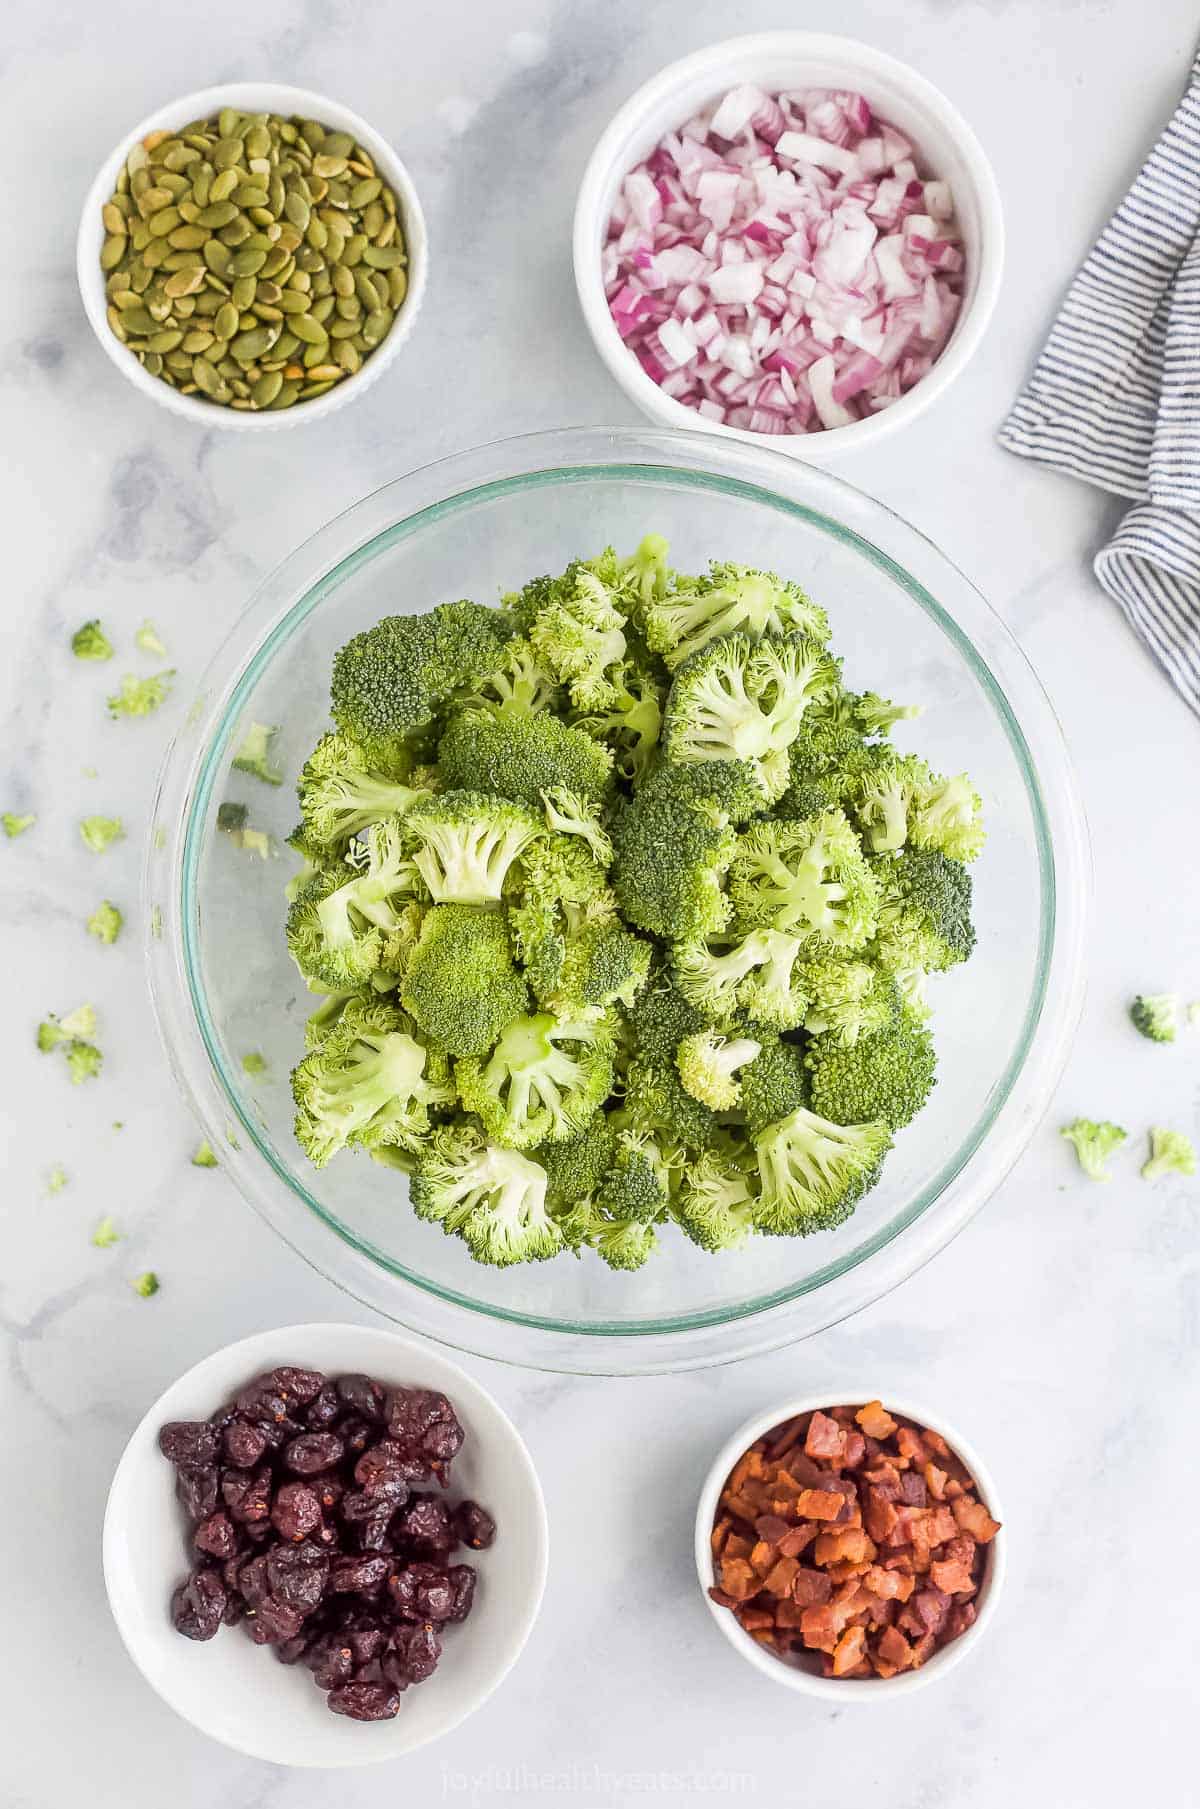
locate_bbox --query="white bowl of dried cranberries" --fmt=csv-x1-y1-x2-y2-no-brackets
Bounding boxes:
102,1323,548,1765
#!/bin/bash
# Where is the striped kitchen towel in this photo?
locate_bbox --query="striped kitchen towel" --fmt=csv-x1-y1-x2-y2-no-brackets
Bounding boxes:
999,48,1200,715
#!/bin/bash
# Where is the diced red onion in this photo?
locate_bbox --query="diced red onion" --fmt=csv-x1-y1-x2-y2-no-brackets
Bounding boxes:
603,84,966,437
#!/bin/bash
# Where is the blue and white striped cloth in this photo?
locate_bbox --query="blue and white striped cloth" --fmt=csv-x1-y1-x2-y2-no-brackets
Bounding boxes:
999,50,1200,714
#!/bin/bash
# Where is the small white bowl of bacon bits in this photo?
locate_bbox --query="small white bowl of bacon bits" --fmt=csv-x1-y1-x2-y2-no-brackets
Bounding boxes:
574,33,1004,459
694,1394,1005,1698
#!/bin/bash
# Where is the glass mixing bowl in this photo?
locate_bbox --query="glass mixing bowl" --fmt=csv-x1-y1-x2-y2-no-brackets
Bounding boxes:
146,427,1089,1374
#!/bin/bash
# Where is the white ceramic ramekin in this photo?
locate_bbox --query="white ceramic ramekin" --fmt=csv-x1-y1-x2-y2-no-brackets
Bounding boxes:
694,1390,1006,1698
77,83,428,430
574,34,1004,462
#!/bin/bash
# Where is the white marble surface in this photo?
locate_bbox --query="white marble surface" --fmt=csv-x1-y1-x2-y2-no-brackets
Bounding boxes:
4,0,1200,1802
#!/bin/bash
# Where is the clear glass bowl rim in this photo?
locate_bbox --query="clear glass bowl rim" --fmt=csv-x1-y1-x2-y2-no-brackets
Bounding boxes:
145,425,1090,1375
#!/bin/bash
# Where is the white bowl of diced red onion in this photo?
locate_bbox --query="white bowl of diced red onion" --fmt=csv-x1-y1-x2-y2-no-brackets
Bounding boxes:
574,34,1004,458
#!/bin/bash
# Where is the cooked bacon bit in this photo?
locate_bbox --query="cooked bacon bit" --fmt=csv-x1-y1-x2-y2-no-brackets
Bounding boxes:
856,1400,898,1440
794,1488,846,1522
832,1625,867,1676
805,1410,847,1462
710,1401,999,1683
953,1495,1001,1543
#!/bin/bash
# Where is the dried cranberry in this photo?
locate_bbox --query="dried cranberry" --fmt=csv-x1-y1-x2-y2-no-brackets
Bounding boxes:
455,1499,495,1548
171,1567,226,1641
267,1541,329,1612
245,1598,307,1646
305,1382,342,1429
386,1388,464,1476
395,1494,456,1556
327,1681,400,1721
223,1417,268,1468
276,1631,314,1665
271,1481,322,1542
284,1432,345,1476
356,1509,397,1554
337,1374,388,1421
237,1551,271,1608
344,1626,386,1665
307,1635,355,1691
310,1472,345,1515
445,1563,476,1623
235,1375,293,1425
384,1621,441,1686
270,1366,326,1405
329,1554,391,1595
194,1510,239,1561
388,1561,455,1623
221,1591,246,1628
175,1464,219,1522
354,1443,411,1505
337,1414,373,1457
159,1421,220,1467
223,1465,272,1525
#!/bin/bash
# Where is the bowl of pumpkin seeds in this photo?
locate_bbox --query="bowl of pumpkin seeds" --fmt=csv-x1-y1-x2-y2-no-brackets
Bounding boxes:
77,83,427,425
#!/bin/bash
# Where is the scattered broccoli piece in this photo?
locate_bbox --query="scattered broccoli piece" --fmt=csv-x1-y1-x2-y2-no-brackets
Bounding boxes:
456,1009,616,1149
37,1004,98,1050
292,1000,452,1167
401,904,530,1058
66,1041,103,1084
674,928,808,1029
218,802,248,835
131,1271,160,1297
537,1113,616,1210
92,1217,119,1248
676,1029,761,1110
438,706,613,809
1061,1119,1127,1181
107,671,175,718
1130,994,1178,1044
411,1124,563,1266
403,790,541,905
671,1149,758,1251
46,1165,68,1194
72,620,113,661
331,601,512,758
3,812,35,838
728,810,879,952
232,721,283,786
754,1106,890,1235
663,632,838,798
1141,1126,1197,1180
229,825,273,858
807,1018,937,1131
191,1141,219,1168
242,1052,267,1077
739,1037,810,1138
135,620,168,657
643,563,829,668
87,901,123,944
527,564,628,709
871,848,975,973
80,816,124,853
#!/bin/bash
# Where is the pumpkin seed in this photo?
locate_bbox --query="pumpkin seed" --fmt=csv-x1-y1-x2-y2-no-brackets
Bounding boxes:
251,369,284,406
163,266,207,298
100,233,126,269
102,202,127,235
290,312,328,347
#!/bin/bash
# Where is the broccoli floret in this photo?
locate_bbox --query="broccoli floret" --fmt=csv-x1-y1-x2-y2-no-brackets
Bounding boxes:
539,786,613,867
462,637,561,717
845,751,932,854
910,771,986,863
242,1051,268,1077
293,733,425,859
1141,1126,1197,1180
402,789,541,905
671,1150,758,1251
806,1017,937,1131
331,601,512,759
753,1106,890,1235
3,812,35,838
587,1213,659,1270
643,563,830,668
46,1165,68,1194
572,660,664,784
1061,1119,1127,1181
131,1271,160,1298
871,848,976,973
401,904,529,1057
537,1112,617,1209
92,1217,119,1248
71,620,113,660
65,1041,102,1084
663,633,838,797
611,759,770,942
739,1037,810,1138
676,1029,761,1110
135,620,168,658
728,811,879,953
1130,994,1178,1044
38,1004,97,1051
438,706,613,809
292,1000,452,1167
303,980,363,1049
623,977,720,1150
595,1125,675,1221
411,1124,563,1266
87,901,123,944
527,565,628,710
853,691,921,735
286,822,422,988
80,815,124,853
802,959,900,1047
107,671,175,718
191,1141,219,1168
456,1009,616,1148
232,721,283,786
218,802,248,835
673,928,807,1029
534,915,652,1015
